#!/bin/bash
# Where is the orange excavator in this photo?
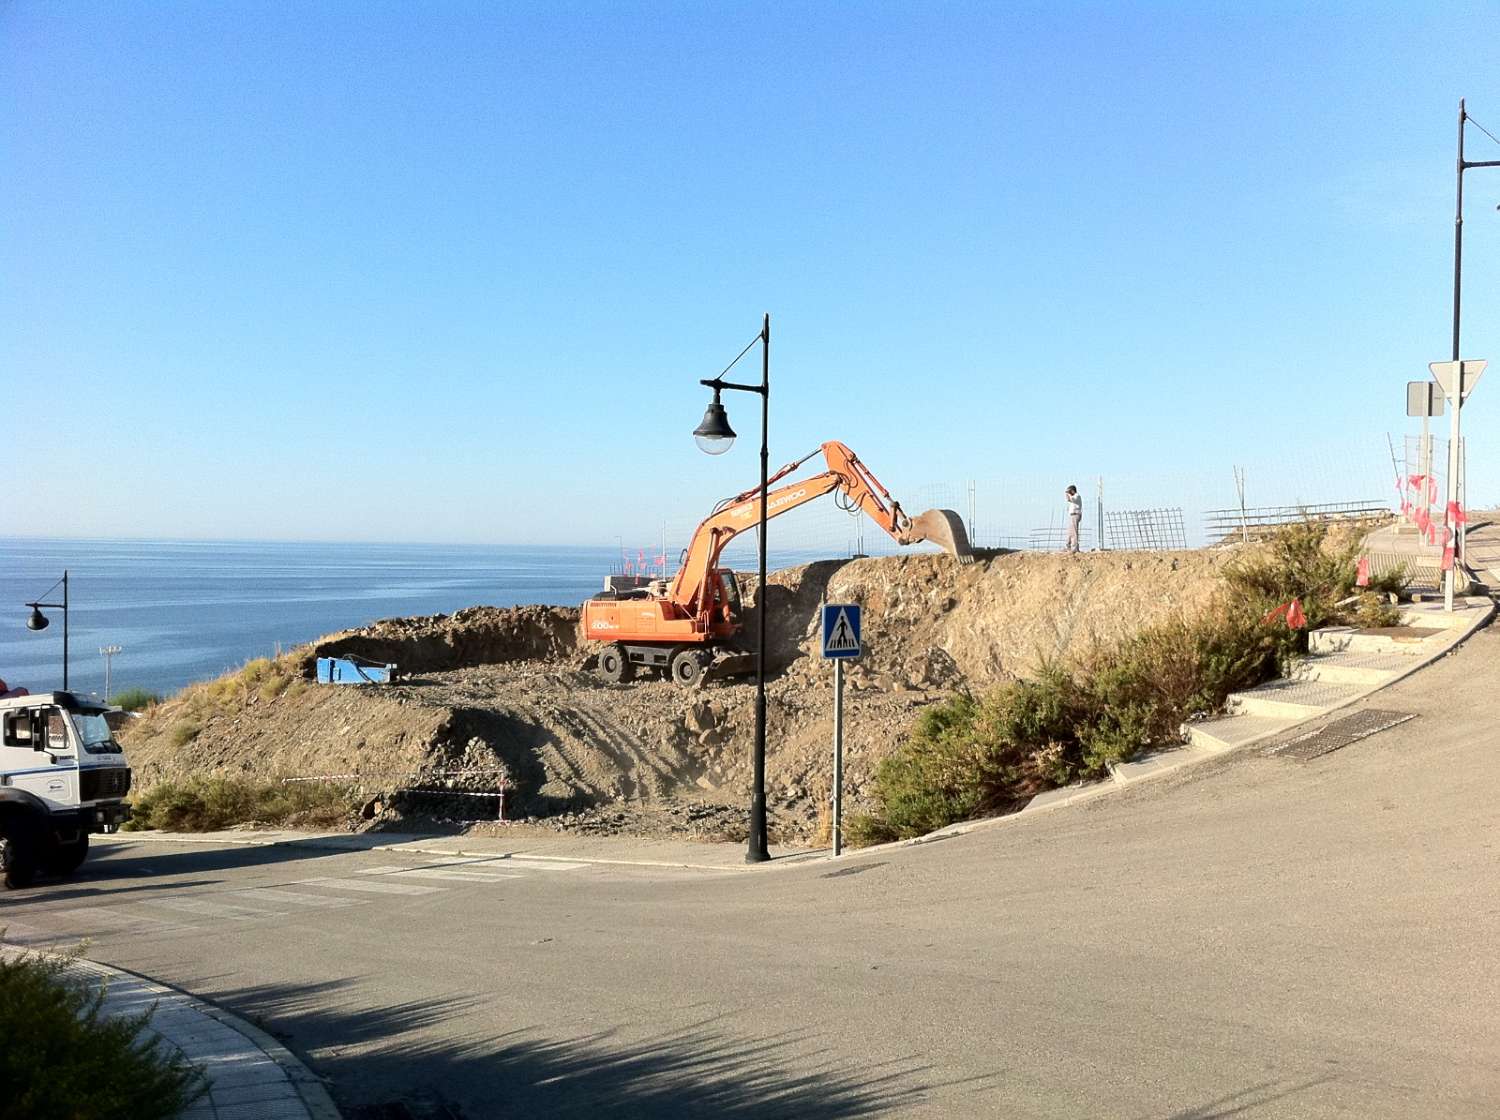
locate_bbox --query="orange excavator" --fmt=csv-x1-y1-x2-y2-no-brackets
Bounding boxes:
581,440,974,686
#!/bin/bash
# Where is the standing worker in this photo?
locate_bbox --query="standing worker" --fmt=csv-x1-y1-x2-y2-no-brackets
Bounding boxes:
1063,485,1083,553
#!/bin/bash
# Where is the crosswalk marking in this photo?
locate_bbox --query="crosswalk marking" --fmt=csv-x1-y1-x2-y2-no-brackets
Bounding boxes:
300,877,443,896
148,897,285,921
374,867,521,883
228,888,355,909
2,852,611,945
505,858,587,872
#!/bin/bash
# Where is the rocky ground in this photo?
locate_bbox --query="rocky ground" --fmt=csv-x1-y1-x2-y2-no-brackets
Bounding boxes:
122,546,1243,844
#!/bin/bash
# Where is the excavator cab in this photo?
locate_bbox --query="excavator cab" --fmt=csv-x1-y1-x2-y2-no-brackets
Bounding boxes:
717,570,742,615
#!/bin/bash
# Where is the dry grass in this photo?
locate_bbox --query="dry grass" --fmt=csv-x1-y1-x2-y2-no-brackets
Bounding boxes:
124,775,357,832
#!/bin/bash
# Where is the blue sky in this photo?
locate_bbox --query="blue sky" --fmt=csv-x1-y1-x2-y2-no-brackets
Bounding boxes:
4,1,1498,547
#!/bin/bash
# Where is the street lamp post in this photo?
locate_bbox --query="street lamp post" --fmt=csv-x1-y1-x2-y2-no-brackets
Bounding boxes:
24,570,70,691
692,313,772,864
1445,99,1500,603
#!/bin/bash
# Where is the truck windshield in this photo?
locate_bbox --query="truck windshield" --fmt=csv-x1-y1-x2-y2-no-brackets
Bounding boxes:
72,713,120,754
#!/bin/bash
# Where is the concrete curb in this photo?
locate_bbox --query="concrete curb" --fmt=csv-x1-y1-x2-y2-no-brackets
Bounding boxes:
0,944,341,1120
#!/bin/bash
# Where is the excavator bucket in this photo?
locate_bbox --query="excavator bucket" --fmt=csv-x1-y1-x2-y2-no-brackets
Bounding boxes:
907,509,976,564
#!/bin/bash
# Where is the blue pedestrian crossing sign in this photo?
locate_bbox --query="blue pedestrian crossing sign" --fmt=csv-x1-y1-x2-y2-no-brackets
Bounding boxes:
821,604,862,659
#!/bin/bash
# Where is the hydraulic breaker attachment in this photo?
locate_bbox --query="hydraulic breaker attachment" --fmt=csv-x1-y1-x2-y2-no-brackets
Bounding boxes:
906,509,976,564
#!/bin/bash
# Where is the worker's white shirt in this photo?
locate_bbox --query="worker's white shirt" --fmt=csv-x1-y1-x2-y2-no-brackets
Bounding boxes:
1067,494,1082,520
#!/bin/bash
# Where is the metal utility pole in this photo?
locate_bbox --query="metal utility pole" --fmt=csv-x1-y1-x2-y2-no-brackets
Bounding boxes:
1444,100,1500,609
100,645,122,703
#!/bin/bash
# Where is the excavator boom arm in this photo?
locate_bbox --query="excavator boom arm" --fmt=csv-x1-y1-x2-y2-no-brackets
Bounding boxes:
667,441,972,618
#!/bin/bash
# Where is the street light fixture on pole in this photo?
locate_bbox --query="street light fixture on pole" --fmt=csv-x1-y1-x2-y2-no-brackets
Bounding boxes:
24,570,70,691
693,313,772,864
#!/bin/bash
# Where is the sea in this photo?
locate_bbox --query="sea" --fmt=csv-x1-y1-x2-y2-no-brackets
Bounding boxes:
0,539,622,700
0,537,829,701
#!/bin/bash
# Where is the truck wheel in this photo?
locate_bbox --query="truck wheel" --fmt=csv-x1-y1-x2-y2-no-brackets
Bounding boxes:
45,834,89,877
1,815,39,890
598,645,634,684
670,649,705,687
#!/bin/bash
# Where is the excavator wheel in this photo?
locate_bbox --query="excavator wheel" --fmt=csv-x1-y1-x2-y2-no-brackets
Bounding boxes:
669,648,706,688
598,645,634,684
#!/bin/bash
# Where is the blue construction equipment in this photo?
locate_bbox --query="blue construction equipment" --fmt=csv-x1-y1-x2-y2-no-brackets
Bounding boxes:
316,656,395,685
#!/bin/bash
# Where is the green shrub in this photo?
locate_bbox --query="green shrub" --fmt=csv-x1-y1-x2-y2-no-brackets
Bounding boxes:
125,776,356,832
0,947,204,1120
109,688,161,712
849,522,1408,844
167,720,203,748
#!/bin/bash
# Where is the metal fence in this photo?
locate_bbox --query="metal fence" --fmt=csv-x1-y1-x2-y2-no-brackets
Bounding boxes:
1103,508,1187,551
637,443,1405,566
1202,500,1390,545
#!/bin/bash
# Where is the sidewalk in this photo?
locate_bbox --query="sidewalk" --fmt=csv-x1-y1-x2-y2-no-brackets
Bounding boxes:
104,826,823,871
0,946,339,1120
1364,507,1500,591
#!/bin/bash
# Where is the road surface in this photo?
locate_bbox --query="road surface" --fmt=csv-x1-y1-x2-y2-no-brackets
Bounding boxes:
4,625,1498,1119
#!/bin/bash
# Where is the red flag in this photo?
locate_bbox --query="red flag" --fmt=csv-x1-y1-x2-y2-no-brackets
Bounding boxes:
1446,501,1467,526
1286,598,1306,629
1415,508,1431,534
638,549,646,567
1356,557,1370,587
624,560,633,574
1262,602,1290,625
1442,546,1456,571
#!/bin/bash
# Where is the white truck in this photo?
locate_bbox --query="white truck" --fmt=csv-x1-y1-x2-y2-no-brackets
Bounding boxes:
0,691,132,889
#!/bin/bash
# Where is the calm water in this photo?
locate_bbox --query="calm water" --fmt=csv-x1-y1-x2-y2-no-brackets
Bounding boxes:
0,539,622,699
0,537,833,700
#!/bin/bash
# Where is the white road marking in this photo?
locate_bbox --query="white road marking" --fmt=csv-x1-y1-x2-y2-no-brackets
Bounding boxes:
300,877,444,896
228,887,356,909
504,858,587,872
378,867,521,883
147,897,286,921
10,904,196,939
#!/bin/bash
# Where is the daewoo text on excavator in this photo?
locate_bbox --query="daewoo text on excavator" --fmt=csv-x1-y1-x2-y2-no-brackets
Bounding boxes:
581,441,974,686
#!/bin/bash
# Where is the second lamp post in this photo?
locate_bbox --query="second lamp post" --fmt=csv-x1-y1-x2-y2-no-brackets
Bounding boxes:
692,313,772,863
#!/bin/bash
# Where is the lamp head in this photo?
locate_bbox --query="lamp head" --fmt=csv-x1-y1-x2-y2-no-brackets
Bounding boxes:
693,390,736,455
26,606,49,632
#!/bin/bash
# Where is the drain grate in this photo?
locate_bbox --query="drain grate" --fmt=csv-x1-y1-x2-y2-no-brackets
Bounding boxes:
1265,708,1416,761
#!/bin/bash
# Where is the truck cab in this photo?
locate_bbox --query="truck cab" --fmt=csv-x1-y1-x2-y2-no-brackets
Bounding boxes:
0,691,132,889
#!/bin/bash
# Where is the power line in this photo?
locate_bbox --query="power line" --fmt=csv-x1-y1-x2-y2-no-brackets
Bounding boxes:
1468,113,1500,149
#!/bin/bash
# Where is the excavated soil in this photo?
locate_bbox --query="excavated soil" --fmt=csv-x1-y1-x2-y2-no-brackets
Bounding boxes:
122,549,1240,843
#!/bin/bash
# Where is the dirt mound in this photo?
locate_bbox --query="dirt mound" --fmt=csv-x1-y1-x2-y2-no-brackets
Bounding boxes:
310,604,581,675
122,549,1240,842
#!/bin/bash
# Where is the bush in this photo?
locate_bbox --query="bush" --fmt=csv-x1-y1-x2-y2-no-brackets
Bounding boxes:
0,947,204,1120
125,776,356,832
167,720,203,748
109,688,160,712
848,522,1409,844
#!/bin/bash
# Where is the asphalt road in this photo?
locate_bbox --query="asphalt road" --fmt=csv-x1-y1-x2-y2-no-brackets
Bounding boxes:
4,624,1498,1119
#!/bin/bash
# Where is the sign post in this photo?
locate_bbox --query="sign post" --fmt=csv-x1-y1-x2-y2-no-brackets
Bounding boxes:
1429,359,1485,611
820,603,862,856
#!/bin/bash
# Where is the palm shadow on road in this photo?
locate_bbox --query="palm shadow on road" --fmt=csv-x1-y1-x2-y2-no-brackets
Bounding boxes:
201,975,967,1119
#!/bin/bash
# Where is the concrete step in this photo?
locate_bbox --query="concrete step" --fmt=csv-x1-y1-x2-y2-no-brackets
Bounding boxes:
1226,677,1364,719
1185,714,1296,753
1105,746,1196,785
1399,599,1491,629
1309,626,1445,655
1288,649,1416,686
